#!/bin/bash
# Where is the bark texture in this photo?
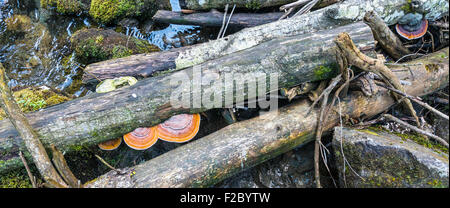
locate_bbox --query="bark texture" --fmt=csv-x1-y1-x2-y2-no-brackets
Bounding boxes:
86,48,449,187
153,10,284,28
363,11,410,60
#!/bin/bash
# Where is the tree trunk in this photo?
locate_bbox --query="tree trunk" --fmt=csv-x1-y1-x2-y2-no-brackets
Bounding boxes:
83,0,448,84
0,22,375,174
153,10,284,28
85,48,449,187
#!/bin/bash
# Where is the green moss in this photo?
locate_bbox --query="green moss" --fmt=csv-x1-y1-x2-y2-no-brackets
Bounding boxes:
71,28,160,64
73,38,109,64
0,169,35,188
4,15,32,33
89,0,158,25
0,88,71,121
112,45,133,59
313,64,337,80
41,0,83,14
245,0,262,10
367,125,448,154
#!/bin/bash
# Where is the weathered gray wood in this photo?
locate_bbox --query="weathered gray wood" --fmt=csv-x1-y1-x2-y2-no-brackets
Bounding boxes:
153,10,284,28
180,0,297,10
85,48,450,187
0,22,374,174
83,0,448,84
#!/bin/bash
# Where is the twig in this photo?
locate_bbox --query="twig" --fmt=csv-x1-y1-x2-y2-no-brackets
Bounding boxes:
312,75,342,188
278,7,294,20
334,32,421,127
383,114,449,148
377,83,449,120
280,0,310,11
221,4,236,39
293,0,319,17
19,151,37,188
217,4,229,40
95,154,119,173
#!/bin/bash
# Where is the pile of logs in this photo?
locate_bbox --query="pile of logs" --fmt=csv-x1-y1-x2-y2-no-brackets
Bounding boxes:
0,0,448,187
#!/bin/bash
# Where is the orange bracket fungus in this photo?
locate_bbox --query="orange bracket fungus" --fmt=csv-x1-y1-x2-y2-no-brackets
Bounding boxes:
156,113,201,143
395,13,428,40
98,138,122,151
123,127,158,150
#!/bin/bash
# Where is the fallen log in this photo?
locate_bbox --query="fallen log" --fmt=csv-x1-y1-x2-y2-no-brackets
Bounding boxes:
85,48,449,187
153,10,284,28
153,0,340,28
82,0,449,84
0,21,375,174
180,0,299,10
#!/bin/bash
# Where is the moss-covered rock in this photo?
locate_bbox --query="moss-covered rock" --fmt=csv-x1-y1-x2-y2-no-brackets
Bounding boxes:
40,0,89,15
70,28,160,64
332,127,448,188
0,87,71,121
89,0,170,25
4,15,33,34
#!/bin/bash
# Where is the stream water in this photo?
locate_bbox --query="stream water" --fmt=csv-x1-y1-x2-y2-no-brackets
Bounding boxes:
0,0,215,97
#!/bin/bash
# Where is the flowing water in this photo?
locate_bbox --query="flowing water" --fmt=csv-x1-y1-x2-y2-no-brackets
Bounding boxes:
0,0,215,97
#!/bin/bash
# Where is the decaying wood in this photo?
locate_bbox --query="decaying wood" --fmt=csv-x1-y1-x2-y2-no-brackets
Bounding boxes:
82,0,448,84
334,32,421,127
153,10,284,28
85,48,449,187
0,22,375,174
363,11,411,60
0,63,68,187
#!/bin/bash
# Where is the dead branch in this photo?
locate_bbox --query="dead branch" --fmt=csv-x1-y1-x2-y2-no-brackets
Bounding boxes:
383,114,449,147
334,32,421,127
363,11,411,60
0,63,68,187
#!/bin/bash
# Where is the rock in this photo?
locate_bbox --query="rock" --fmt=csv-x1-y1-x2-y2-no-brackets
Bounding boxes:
40,0,89,15
88,0,171,25
215,142,317,188
118,18,139,28
434,117,449,143
332,127,449,188
4,15,33,33
70,28,160,64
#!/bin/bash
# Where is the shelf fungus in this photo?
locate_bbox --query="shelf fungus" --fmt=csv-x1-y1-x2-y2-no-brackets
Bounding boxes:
395,13,428,40
95,76,138,93
123,127,158,150
98,138,122,150
156,113,201,143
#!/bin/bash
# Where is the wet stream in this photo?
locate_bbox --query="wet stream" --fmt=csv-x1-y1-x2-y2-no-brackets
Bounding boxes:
0,0,216,96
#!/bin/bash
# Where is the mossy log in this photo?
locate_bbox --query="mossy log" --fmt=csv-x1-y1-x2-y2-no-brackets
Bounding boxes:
153,10,284,28
82,0,449,84
0,21,374,174
85,48,449,187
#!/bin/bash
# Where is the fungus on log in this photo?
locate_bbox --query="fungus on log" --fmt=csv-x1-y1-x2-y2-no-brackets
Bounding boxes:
82,0,449,85
0,21,375,174
86,48,449,188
